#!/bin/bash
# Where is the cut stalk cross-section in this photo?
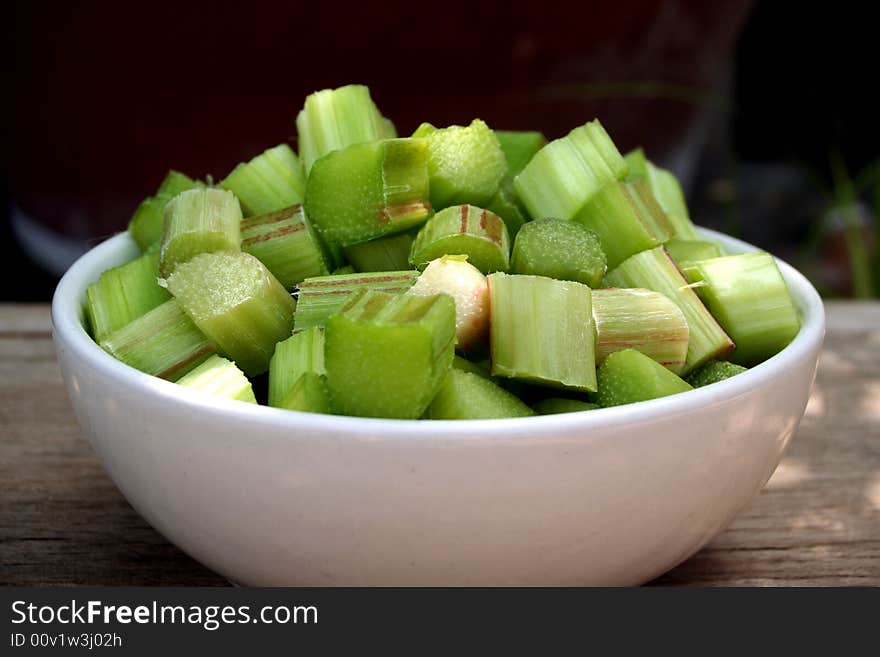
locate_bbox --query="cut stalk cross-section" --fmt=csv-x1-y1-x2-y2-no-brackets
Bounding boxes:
158,188,242,278
510,217,606,287
409,205,510,274
166,251,296,376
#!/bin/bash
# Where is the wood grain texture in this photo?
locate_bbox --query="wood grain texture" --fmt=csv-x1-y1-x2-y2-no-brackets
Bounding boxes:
1,302,877,586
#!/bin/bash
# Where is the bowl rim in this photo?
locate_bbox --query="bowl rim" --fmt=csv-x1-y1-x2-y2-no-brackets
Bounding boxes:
52,227,825,438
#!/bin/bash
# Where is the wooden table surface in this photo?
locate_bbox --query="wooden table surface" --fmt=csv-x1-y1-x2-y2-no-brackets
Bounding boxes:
1,301,877,586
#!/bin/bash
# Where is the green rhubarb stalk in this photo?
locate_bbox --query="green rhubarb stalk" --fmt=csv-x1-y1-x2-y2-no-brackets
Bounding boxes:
278,372,331,414
220,143,306,217
296,84,395,172
487,273,597,392
99,299,217,380
591,288,690,374
603,247,734,374
595,349,692,407
324,289,456,419
166,251,296,376
128,170,200,252
681,252,800,366
268,327,325,407
573,179,673,270
293,270,420,332
485,177,528,238
304,138,432,247
510,217,606,287
685,360,748,388
513,119,628,220
85,251,170,342
494,130,548,177
381,116,398,140
424,368,534,419
158,188,243,278
625,148,698,239
452,354,490,377
409,205,510,274
343,229,417,272
175,354,257,403
241,204,330,290
665,238,724,267
532,398,598,414
412,119,507,209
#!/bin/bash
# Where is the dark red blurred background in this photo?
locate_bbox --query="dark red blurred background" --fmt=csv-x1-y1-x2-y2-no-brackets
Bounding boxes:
4,1,877,299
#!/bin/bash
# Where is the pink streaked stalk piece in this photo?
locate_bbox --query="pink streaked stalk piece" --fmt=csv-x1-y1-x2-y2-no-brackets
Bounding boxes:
592,287,690,375
293,270,420,332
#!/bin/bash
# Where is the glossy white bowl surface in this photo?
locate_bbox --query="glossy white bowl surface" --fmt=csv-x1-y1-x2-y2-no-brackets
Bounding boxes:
52,228,824,585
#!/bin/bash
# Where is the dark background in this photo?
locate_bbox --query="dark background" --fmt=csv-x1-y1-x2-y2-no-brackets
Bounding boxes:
4,0,877,300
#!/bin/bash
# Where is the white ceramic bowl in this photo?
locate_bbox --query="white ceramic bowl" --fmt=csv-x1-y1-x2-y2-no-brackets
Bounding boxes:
52,228,824,586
